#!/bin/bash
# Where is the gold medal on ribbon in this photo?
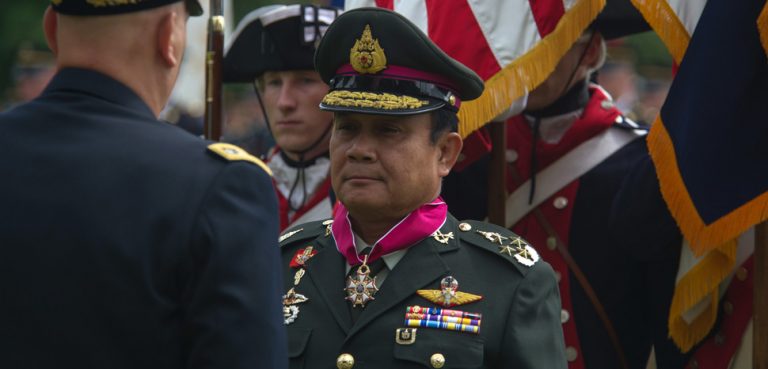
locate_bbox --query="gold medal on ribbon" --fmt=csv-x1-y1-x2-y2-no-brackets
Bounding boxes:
344,255,379,308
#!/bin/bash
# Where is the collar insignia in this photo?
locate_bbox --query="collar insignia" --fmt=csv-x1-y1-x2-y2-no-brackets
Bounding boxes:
432,229,455,244
350,24,387,74
323,219,334,237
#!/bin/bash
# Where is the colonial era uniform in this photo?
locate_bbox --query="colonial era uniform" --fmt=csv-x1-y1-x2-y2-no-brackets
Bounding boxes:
443,83,685,369
0,2,286,367
685,257,754,369
268,149,334,230
280,7,567,369
224,5,340,231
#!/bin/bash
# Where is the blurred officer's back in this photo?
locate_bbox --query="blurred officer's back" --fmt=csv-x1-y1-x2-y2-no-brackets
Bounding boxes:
0,1,287,369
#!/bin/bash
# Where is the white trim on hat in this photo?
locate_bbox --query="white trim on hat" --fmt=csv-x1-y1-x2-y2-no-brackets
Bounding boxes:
225,5,285,53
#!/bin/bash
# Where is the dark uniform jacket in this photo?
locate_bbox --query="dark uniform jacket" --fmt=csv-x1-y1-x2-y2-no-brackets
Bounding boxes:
279,215,567,369
442,86,686,369
0,68,287,369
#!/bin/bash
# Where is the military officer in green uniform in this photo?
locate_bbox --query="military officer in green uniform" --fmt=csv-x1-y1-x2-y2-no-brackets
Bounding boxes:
279,7,567,369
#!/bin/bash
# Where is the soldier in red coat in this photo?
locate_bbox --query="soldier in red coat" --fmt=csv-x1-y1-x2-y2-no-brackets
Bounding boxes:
224,4,341,231
442,27,687,369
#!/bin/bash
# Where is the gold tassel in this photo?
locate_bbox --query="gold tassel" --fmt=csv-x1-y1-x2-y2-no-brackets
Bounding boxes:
457,0,607,138
667,240,737,352
648,119,768,253
759,2,768,58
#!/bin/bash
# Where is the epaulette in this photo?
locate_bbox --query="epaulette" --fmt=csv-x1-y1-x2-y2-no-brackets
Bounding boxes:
207,143,272,176
456,219,540,276
279,219,334,248
612,115,649,132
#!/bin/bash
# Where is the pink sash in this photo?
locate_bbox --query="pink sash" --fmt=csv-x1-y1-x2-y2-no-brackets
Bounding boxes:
332,198,447,265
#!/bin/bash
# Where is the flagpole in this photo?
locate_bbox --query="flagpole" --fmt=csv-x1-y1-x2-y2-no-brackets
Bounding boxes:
755,221,768,368
204,0,224,141
487,121,506,227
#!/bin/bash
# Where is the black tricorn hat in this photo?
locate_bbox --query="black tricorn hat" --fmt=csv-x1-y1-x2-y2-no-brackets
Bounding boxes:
51,0,202,16
223,5,340,83
592,0,650,40
315,7,484,115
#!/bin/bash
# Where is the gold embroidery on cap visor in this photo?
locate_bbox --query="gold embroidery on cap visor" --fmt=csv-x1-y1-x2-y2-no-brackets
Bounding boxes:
350,24,387,74
86,0,145,7
322,90,429,110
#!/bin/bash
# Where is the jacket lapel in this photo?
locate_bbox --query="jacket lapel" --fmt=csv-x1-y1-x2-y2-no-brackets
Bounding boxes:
304,236,352,333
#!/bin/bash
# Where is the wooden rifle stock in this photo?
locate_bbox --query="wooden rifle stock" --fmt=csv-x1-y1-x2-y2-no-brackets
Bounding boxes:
204,0,224,141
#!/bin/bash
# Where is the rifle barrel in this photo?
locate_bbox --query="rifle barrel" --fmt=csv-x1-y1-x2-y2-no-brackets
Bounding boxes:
204,0,224,141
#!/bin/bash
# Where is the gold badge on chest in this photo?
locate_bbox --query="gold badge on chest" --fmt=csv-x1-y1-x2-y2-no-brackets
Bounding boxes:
416,276,482,308
395,328,417,345
283,288,308,325
283,246,317,325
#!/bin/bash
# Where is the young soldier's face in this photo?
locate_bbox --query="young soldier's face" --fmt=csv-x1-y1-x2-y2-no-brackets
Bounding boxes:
330,112,458,223
260,70,332,156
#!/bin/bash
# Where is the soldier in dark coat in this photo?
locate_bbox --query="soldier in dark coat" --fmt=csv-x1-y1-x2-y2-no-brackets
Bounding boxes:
0,1,286,368
278,8,567,369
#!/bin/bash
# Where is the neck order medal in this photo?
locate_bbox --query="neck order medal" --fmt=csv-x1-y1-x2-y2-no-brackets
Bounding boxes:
345,255,379,308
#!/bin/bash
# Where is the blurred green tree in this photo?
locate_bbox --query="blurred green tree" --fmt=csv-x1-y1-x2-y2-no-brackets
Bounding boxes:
0,1,49,102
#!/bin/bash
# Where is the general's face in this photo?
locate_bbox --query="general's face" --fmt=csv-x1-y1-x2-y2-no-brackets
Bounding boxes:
330,112,461,223
260,70,333,155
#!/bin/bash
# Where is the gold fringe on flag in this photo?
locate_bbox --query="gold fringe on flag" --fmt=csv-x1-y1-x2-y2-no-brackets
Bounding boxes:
667,240,738,352
635,0,768,352
649,116,768,349
629,0,690,64
647,119,768,253
759,2,768,58
457,0,606,138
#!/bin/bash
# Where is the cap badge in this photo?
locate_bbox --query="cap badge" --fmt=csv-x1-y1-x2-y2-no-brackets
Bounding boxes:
350,24,387,74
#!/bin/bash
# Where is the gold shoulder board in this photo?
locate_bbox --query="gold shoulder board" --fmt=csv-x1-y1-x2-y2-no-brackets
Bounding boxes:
207,143,272,176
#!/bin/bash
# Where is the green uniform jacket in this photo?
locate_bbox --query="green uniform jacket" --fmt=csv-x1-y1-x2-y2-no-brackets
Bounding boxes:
280,215,567,369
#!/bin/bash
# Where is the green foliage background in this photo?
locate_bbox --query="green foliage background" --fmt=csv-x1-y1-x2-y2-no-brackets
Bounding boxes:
0,1,50,99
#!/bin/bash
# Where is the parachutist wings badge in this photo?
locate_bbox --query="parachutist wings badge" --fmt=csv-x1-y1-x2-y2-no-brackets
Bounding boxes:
416,276,482,308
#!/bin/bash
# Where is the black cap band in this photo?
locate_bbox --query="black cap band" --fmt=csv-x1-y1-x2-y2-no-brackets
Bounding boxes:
51,0,202,16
